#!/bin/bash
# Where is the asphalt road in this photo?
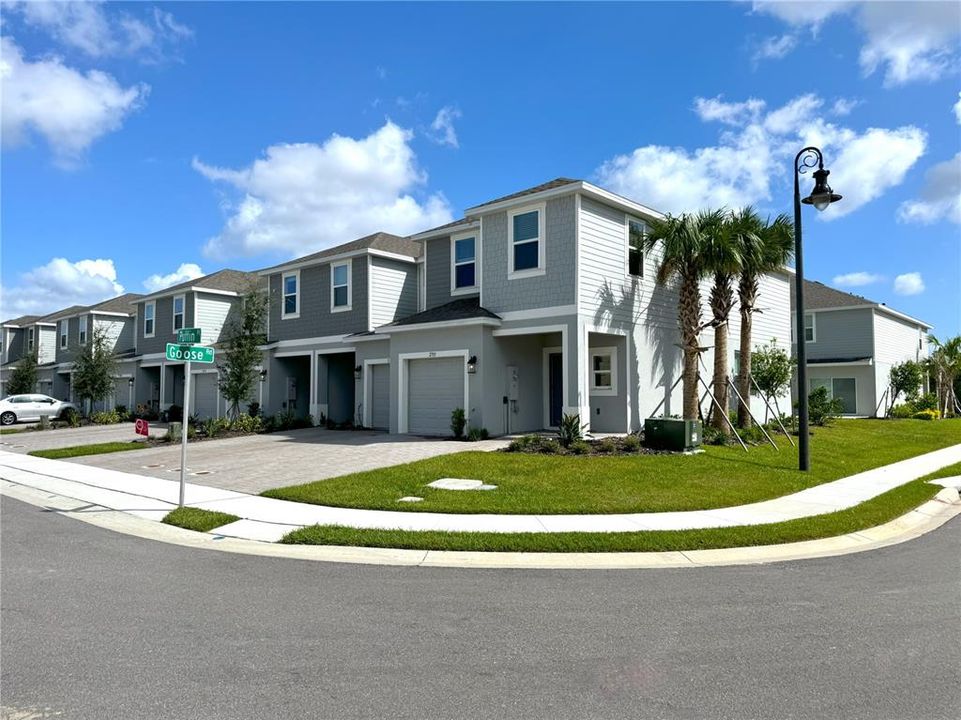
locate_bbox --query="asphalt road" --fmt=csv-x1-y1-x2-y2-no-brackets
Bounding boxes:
2,498,959,720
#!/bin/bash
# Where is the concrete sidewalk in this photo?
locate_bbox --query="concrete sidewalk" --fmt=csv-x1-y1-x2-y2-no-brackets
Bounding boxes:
2,445,960,543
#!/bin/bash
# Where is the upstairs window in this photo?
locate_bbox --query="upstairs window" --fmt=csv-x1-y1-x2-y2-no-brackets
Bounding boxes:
509,205,544,276
172,295,185,332
452,234,477,292
28,327,35,352
628,218,646,278
282,271,299,319
331,261,351,311
60,320,68,348
804,313,815,342
79,316,87,345
144,302,155,338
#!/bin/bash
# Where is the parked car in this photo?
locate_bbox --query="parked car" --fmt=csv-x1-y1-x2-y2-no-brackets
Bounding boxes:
0,394,79,425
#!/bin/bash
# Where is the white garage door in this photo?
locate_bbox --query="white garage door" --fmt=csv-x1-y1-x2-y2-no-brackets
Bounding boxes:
192,373,220,419
370,364,390,431
407,357,464,436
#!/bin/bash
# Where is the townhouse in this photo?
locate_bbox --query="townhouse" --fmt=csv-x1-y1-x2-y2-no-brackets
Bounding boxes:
791,280,932,416
0,314,40,396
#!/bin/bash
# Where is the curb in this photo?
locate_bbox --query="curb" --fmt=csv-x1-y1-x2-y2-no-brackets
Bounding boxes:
3,479,959,570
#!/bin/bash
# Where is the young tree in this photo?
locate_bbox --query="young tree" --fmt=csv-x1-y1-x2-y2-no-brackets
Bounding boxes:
927,335,961,417
735,212,794,429
643,210,723,421
72,326,117,412
750,339,795,423
218,288,268,419
887,360,923,412
7,353,38,395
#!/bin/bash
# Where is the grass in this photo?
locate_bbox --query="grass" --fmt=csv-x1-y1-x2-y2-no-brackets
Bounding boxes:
279,461,961,553
162,507,240,533
0,426,27,434
263,419,961,515
28,441,149,459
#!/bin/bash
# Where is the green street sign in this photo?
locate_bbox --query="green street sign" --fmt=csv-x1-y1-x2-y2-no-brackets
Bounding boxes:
177,327,202,344
165,343,215,364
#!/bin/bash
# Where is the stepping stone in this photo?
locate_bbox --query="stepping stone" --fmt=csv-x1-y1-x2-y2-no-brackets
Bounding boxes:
427,478,497,491
398,496,423,503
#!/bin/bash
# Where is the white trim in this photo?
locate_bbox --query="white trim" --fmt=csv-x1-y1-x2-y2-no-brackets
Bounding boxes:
409,220,479,242
349,332,392,343
808,375,859,415
478,215,485,307
259,334,349,350
808,359,873,367
90,310,131,318
78,315,88,346
465,181,663,223
171,294,185,334
625,215,646,279
492,323,566,338
574,194,581,315
507,202,546,279
805,312,816,343
419,242,427,312
799,302,931,330
274,350,313,358
136,286,240,303
589,346,617,396
450,231,479,296
143,301,156,339
59,320,68,349
281,270,300,320
367,256,374,331
542,346,562,429
498,305,577,322
362,357,390,428
369,249,418,265
330,259,352,313
258,247,418,277
386,317,500,333
398,349,469,434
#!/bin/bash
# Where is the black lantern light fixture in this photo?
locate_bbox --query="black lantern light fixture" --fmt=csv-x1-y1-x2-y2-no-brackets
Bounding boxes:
259,368,267,382
128,377,134,387
466,355,477,374
794,146,842,472
354,365,363,379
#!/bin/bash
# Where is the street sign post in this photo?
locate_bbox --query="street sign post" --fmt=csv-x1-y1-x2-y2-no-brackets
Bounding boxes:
165,344,215,364
164,341,215,507
177,327,202,344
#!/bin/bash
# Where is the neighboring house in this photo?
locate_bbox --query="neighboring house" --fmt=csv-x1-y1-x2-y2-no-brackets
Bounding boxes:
132,269,259,419
258,232,420,425
0,315,40,395
791,280,932,416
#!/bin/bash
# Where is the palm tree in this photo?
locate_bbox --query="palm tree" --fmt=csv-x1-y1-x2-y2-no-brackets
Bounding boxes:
734,212,794,429
643,210,722,421
704,209,747,435
928,335,961,417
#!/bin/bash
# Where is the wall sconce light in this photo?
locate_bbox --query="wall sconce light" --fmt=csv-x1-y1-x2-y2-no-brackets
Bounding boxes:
354,365,363,379
128,377,135,387
259,369,268,382
467,355,477,374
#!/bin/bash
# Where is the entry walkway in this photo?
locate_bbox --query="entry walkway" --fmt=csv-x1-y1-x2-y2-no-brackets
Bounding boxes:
1,446,960,543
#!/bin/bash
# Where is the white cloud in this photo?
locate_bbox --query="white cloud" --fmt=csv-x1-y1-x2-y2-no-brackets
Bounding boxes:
142,263,205,293
752,33,798,63
0,37,148,165
194,121,454,259
0,257,124,317
893,272,925,296
831,98,860,116
897,153,961,225
595,92,926,218
832,272,883,287
429,105,461,148
4,1,192,61
954,92,961,124
752,1,854,32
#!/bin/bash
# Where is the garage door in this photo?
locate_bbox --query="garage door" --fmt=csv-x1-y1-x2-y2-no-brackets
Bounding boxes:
192,373,220,419
407,356,464,436
369,364,390,431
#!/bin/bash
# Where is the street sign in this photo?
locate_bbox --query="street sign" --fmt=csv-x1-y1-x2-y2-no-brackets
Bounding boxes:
165,343,215,364
134,418,150,437
177,327,202,344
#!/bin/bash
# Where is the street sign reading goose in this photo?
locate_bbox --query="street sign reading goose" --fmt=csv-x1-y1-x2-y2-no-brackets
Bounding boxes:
165,343,215,364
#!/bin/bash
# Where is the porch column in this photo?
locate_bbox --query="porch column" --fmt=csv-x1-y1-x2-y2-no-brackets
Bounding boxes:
309,351,319,421
565,319,591,430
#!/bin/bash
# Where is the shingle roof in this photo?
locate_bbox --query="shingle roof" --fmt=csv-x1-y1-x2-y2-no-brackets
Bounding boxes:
389,297,501,327
139,269,260,300
260,232,421,274
790,280,879,310
89,293,143,315
1,315,40,327
37,305,87,323
468,177,581,211
410,218,475,239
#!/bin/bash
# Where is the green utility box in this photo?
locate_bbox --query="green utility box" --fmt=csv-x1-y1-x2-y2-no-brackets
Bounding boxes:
644,418,702,451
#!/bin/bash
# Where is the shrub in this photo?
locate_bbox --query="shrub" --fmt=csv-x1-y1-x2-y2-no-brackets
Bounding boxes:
166,405,183,423
450,408,466,439
90,409,122,425
60,407,81,428
913,393,938,412
201,417,231,438
568,439,591,455
507,434,560,454
247,401,260,418
806,386,843,426
114,405,131,422
912,409,939,421
702,425,731,446
890,403,915,419
134,404,160,421
466,427,489,442
596,437,618,454
558,412,587,448
231,414,264,434
622,434,642,452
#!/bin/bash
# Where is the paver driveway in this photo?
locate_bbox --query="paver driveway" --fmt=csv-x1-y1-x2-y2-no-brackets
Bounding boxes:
63,427,507,493
0,422,167,453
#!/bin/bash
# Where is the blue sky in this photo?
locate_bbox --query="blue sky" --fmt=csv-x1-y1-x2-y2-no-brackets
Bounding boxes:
2,1,959,334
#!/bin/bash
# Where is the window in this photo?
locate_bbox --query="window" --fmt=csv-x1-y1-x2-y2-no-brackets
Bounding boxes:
144,301,155,338
172,295,185,332
452,234,477,292
627,218,646,278
508,205,544,276
733,349,741,376
589,347,617,395
79,316,87,345
28,327,34,353
804,313,815,342
60,320,68,348
810,377,857,415
331,261,351,311
282,271,299,319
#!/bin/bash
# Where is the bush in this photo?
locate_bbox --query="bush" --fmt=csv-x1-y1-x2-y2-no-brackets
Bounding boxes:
558,412,586,448
507,434,560,454
231,414,264,433
913,393,938,412
596,437,618,454
134,404,159,421
890,403,915,419
568,439,591,455
60,407,81,428
912,409,939,421
90,409,123,425
247,401,260,418
201,417,231,438
806,386,843,426
466,427,490,442
622,434,642,452
702,425,731,446
450,408,466,439
166,405,183,423
114,405,131,422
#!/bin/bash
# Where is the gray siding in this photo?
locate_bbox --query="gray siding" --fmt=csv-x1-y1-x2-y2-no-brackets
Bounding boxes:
136,296,179,356
369,257,418,326
424,236,479,309
4,328,25,363
801,308,874,361
268,260,369,341
480,194,577,313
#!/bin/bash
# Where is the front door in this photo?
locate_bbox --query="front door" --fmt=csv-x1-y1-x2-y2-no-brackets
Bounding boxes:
548,352,563,427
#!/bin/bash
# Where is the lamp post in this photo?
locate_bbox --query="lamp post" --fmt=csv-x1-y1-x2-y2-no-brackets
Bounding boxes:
794,146,842,471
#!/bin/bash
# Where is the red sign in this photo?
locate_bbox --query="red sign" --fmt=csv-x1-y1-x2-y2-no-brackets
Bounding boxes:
135,419,150,437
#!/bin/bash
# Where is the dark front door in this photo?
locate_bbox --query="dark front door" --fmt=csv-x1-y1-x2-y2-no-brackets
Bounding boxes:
548,352,563,427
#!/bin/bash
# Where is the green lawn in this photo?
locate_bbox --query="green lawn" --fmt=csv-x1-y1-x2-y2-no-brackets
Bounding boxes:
0,426,27,434
279,461,961,553
28,442,149,460
263,419,961,515
162,507,240,533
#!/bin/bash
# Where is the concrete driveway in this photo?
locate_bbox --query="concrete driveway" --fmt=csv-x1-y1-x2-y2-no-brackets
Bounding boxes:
63,427,507,493
0,422,167,453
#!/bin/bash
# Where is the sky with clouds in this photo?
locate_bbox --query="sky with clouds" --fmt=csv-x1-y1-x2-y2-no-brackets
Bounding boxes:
1,1,959,333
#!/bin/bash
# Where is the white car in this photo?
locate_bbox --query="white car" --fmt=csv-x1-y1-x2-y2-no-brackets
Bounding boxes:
0,394,79,425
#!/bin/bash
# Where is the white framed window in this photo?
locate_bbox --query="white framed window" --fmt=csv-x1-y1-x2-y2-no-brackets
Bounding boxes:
627,217,646,278
809,377,856,415
589,346,617,396
804,313,815,342
27,327,35,353
451,233,478,294
331,260,351,312
79,315,87,345
172,295,185,332
144,301,155,338
59,320,68,348
282,270,300,319
508,203,545,278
